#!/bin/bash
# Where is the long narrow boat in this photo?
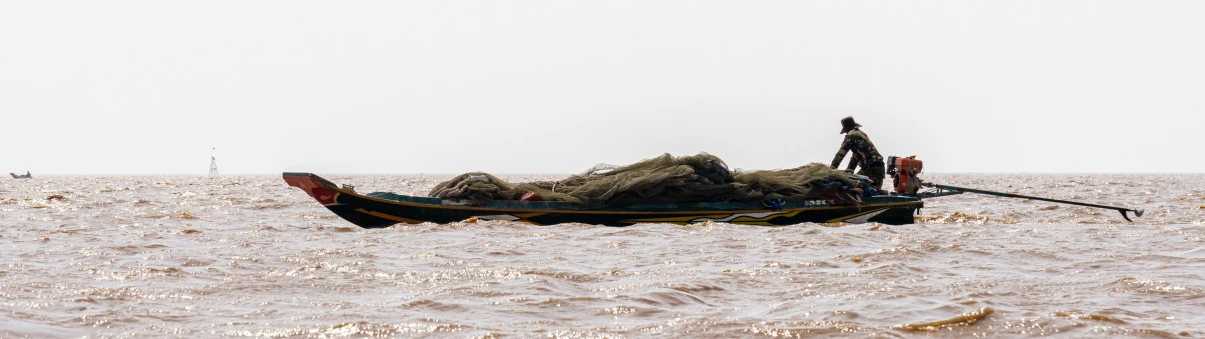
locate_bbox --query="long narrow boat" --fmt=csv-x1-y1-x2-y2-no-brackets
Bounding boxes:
283,172,924,227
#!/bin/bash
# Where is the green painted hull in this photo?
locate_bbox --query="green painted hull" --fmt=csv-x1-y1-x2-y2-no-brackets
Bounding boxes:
284,172,922,228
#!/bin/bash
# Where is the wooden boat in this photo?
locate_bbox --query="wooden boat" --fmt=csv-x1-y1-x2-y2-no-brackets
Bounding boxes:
9,171,31,179
283,172,924,228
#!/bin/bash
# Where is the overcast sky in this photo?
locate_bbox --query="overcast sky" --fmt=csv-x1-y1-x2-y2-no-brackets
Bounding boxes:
2,1,1201,175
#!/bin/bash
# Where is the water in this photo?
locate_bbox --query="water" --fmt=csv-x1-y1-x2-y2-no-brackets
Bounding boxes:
1,173,1202,338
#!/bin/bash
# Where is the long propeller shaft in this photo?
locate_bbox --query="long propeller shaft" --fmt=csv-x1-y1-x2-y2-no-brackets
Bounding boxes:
922,183,1144,221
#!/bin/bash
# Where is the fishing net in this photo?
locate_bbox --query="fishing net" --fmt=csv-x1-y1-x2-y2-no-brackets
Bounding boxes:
429,153,869,207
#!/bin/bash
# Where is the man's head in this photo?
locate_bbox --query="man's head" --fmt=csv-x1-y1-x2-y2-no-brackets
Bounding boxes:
840,116,862,134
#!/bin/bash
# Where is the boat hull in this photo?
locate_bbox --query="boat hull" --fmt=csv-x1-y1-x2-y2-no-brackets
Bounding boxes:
284,172,922,228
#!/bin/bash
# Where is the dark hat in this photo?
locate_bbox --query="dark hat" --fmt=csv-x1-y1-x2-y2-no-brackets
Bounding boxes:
840,116,862,134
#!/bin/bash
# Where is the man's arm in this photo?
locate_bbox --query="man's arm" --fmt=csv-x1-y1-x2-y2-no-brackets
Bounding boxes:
847,152,862,171
831,135,853,168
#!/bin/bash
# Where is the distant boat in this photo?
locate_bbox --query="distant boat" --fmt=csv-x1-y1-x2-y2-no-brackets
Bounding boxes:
10,171,31,179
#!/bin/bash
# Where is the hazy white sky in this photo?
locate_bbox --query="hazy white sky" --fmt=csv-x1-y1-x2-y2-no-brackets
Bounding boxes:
2,1,1201,174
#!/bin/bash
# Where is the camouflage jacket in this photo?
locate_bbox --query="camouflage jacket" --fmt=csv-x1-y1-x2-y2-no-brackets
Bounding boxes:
831,129,884,170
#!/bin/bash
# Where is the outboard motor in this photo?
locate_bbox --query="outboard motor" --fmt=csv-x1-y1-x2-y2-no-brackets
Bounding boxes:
887,156,924,196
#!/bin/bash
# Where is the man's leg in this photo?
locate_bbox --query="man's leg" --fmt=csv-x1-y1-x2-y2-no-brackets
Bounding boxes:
866,162,886,192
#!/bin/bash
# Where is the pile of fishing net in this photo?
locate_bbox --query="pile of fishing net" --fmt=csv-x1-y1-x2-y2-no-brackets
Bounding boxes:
429,153,870,207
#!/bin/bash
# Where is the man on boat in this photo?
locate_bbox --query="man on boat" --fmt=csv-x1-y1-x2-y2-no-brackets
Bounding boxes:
831,116,885,192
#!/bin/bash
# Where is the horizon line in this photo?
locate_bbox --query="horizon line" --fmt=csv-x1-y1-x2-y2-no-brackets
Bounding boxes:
9,171,1205,176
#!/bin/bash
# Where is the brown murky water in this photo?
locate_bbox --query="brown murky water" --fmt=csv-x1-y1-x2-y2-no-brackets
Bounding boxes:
2,174,1202,338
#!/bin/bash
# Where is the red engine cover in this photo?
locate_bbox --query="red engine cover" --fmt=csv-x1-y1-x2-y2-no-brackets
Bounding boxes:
894,157,923,174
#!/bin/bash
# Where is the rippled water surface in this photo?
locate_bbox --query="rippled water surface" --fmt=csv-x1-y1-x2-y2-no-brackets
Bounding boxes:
2,173,1203,338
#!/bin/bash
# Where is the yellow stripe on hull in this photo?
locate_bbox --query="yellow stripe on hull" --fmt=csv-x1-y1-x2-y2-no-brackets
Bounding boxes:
355,208,424,224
